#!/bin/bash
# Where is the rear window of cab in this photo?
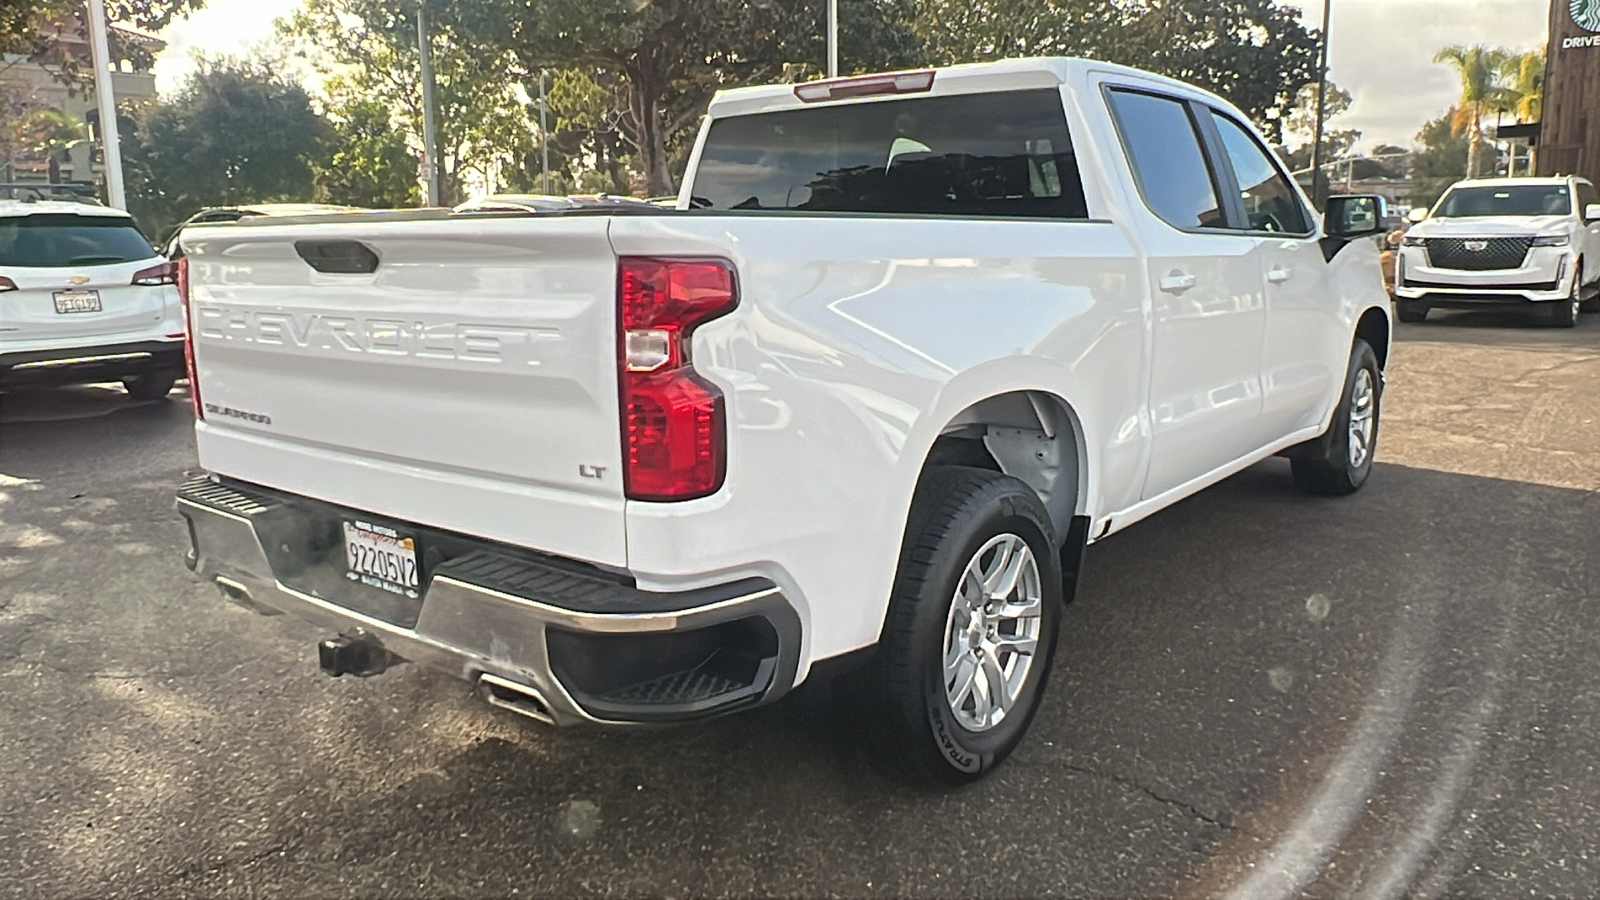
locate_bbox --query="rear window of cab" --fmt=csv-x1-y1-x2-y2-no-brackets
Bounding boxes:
0,214,158,268
691,89,1090,219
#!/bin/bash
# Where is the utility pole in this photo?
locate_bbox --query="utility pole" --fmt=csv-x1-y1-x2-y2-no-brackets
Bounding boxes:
539,70,550,195
1307,0,1333,207
417,3,442,206
84,0,125,209
827,0,838,77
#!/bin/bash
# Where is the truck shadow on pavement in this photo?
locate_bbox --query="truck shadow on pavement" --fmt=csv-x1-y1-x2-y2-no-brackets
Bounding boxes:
5,435,1599,897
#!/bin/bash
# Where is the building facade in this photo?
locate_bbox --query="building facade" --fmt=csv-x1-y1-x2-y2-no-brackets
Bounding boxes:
1539,0,1600,184
0,20,164,189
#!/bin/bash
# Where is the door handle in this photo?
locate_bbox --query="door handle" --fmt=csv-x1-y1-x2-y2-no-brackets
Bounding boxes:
1267,267,1292,284
1158,271,1197,294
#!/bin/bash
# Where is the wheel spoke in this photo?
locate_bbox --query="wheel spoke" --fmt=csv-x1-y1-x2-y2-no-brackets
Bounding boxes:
983,537,1027,599
947,653,978,708
980,652,1009,713
969,661,994,722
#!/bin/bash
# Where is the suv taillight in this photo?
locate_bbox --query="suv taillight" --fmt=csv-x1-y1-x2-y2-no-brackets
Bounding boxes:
178,256,202,420
131,261,178,286
617,257,737,501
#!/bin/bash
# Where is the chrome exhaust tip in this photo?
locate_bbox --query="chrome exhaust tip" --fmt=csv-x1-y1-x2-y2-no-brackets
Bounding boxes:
478,673,555,725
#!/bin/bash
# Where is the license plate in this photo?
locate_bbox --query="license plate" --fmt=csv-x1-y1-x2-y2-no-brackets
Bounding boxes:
342,520,420,597
53,290,102,314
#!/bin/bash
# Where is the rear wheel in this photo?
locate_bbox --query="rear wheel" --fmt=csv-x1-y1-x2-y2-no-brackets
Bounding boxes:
851,466,1061,786
122,370,177,401
1290,339,1380,496
1395,300,1427,323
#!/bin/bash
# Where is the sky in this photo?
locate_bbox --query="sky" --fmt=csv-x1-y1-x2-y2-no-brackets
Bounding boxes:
149,0,1553,151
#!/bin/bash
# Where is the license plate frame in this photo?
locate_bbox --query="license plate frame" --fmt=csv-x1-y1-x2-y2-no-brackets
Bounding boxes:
52,289,103,314
341,519,421,598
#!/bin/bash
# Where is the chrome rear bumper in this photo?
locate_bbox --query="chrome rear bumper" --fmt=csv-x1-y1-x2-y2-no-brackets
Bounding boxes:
176,476,800,725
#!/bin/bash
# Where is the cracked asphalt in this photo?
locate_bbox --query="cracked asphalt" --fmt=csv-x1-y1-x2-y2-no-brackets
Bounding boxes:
3,307,1600,898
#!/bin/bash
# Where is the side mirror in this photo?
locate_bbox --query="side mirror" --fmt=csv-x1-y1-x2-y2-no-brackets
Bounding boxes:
1325,194,1387,239
1585,203,1600,224
1407,207,1430,224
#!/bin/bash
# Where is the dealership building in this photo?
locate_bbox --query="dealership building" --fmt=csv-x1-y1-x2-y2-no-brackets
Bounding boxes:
1539,0,1600,184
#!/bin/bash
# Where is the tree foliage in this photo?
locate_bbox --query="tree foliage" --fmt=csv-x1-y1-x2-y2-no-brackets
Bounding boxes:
913,0,1319,142
1410,109,1470,209
122,59,329,238
1278,81,1358,174
280,0,538,205
1432,44,1513,178
314,97,419,208
445,0,922,194
1,0,204,65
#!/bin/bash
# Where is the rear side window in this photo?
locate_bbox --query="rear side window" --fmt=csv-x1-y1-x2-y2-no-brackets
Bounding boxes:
1105,89,1226,231
1209,111,1311,234
0,214,156,267
691,89,1089,218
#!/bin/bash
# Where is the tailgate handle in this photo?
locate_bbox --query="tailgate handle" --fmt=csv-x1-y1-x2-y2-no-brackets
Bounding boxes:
295,240,380,274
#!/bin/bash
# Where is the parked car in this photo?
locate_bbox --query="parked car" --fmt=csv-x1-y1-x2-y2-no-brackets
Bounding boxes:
454,194,660,215
163,203,360,258
0,200,184,398
173,59,1391,785
1394,176,1600,326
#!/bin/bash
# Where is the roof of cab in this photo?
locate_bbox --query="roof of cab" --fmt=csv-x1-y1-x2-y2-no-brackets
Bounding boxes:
705,57,1223,119
0,200,132,219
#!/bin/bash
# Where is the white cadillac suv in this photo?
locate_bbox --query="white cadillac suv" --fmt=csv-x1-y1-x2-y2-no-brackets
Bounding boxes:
1394,176,1600,327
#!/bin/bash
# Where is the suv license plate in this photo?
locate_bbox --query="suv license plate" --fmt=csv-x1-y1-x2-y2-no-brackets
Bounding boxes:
342,520,420,597
53,290,102,314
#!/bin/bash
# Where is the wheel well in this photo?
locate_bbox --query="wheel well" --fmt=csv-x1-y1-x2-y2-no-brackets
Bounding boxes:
924,391,1083,545
1356,306,1390,370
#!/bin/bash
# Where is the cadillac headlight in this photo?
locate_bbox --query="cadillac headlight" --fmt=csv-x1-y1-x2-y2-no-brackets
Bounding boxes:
1531,234,1570,247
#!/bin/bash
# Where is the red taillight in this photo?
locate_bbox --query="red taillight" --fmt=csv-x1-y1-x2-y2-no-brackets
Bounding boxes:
0,276,17,292
178,256,202,420
618,257,737,501
131,260,178,286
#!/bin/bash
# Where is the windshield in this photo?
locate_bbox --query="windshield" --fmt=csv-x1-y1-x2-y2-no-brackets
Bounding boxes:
691,89,1089,218
0,214,157,267
1433,184,1572,218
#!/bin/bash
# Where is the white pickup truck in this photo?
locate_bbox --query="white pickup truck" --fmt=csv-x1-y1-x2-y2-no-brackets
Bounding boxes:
175,58,1392,785
1395,175,1600,326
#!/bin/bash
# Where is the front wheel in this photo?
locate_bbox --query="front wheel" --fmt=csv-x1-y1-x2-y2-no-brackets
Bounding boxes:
851,466,1062,786
1576,261,1598,313
1290,339,1381,496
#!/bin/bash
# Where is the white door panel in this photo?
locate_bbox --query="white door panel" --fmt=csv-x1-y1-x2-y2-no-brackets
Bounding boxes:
1258,238,1341,437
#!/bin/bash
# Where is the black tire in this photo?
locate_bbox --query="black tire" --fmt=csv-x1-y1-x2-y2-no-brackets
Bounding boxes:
122,370,178,400
851,466,1062,786
1395,300,1427,323
1547,291,1580,328
1576,261,1599,313
1290,339,1381,496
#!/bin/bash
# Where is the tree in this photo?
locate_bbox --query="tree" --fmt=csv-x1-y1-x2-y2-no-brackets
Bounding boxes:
1500,50,1544,123
2,1,203,67
913,0,1319,142
447,0,922,194
1432,44,1512,179
280,0,538,204
1410,110,1470,210
314,96,419,207
1,101,87,183
122,58,330,239
1277,81,1359,175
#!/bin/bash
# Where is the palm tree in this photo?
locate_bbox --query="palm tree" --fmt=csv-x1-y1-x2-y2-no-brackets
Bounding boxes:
1433,44,1514,179
1497,50,1544,175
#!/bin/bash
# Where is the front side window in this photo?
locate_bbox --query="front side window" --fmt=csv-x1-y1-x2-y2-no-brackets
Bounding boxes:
1434,185,1573,218
1209,111,1311,234
0,214,157,268
691,89,1089,219
1105,89,1226,231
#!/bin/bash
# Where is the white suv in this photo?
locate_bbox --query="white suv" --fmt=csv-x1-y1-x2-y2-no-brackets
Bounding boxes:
0,201,186,398
1394,176,1600,327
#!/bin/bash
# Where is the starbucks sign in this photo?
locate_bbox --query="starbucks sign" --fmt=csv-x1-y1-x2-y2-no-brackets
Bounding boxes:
1564,0,1600,47
1574,0,1600,31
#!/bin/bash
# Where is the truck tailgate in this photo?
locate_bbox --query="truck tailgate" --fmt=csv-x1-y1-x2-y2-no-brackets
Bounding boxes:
183,216,627,567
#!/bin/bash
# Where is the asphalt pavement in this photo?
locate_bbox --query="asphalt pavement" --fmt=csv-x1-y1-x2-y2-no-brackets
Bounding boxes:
2,307,1599,899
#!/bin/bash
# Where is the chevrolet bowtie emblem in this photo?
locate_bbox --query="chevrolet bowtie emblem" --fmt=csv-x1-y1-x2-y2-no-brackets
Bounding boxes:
1463,240,1489,251
67,275,90,284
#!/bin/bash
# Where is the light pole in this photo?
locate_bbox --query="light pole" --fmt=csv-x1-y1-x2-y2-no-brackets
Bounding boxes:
417,2,442,206
84,0,125,209
827,0,838,77
539,70,550,195
1307,0,1333,207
